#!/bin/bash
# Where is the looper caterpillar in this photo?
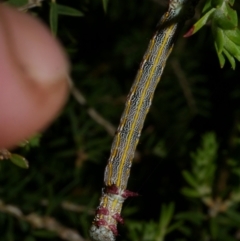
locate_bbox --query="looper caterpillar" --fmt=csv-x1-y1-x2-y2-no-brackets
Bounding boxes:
89,1,199,240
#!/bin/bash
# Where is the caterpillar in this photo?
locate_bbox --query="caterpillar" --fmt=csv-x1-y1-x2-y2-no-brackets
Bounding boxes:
89,1,199,240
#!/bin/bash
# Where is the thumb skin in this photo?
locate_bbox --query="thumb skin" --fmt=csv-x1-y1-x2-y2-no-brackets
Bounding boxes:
0,4,70,149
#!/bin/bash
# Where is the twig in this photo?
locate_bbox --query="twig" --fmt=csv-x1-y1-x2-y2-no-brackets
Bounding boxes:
18,0,44,12
68,78,116,137
171,58,197,114
41,199,95,215
0,199,86,241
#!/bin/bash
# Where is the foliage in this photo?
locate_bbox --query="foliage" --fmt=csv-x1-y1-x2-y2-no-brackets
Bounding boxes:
185,0,240,69
1,148,29,169
1,0,240,241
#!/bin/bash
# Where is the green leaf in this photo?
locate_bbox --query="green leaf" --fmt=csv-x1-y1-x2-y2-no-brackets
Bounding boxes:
160,203,175,227
213,9,236,30
184,8,215,37
7,0,28,7
215,43,226,67
202,0,212,14
225,29,240,46
19,133,42,148
28,134,42,147
182,171,198,188
225,3,238,26
224,36,240,59
223,48,236,69
213,26,224,54
10,154,29,169
56,4,84,17
50,2,58,35
166,221,183,234
181,187,200,198
157,203,175,239
102,0,109,13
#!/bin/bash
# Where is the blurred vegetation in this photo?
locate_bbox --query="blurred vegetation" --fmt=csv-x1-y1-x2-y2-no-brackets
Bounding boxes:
1,0,240,240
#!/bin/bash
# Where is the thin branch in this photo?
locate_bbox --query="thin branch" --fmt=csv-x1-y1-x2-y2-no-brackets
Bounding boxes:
68,78,116,137
171,58,197,114
18,0,45,12
41,199,95,215
0,199,86,241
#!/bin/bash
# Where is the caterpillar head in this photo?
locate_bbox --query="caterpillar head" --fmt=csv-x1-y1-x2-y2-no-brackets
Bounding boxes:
169,0,199,20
